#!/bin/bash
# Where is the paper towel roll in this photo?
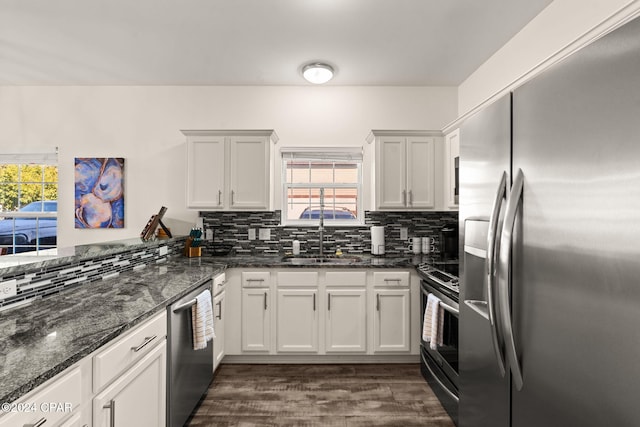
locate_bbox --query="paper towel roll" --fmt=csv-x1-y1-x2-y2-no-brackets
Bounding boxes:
371,226,385,255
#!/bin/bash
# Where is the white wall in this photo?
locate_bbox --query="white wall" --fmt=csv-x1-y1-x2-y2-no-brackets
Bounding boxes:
0,85,457,248
457,0,640,118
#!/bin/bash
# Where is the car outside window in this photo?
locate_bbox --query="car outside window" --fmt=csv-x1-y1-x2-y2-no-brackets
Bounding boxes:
0,158,58,255
282,149,362,226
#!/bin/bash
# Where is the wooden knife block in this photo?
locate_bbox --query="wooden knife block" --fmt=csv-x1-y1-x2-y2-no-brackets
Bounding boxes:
183,237,202,257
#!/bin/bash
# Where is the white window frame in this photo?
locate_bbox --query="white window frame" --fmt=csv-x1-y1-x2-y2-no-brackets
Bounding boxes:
0,149,58,255
281,147,364,227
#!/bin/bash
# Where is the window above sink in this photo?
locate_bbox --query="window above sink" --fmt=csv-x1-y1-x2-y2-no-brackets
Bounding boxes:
281,148,363,227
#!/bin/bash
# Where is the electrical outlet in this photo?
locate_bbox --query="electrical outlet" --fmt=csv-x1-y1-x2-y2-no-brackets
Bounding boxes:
205,229,213,241
0,279,17,300
259,228,271,241
159,246,168,256
400,227,408,241
248,229,256,241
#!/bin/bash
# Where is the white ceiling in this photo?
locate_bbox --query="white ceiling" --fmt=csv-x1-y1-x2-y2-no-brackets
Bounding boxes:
0,0,552,86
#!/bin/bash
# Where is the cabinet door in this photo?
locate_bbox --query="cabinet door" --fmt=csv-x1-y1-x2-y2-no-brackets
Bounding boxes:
325,288,367,352
276,289,319,352
0,367,82,427
59,410,88,427
93,340,166,427
186,137,226,209
445,129,460,208
373,289,410,352
213,290,225,371
229,136,269,209
406,136,435,209
376,137,407,208
241,288,271,352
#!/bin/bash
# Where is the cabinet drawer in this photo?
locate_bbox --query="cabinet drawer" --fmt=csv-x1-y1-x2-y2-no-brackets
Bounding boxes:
325,271,367,287
93,311,167,393
372,271,410,287
242,272,271,288
212,272,226,295
276,271,318,287
0,367,82,427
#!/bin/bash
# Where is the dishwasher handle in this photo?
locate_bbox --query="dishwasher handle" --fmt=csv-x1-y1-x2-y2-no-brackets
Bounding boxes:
172,298,197,313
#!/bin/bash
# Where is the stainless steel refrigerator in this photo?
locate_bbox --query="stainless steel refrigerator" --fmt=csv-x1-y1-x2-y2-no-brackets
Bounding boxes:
459,14,640,427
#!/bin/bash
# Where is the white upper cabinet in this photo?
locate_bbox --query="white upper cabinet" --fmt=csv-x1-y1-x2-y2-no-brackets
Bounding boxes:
184,130,278,210
186,136,226,209
444,129,460,209
367,130,439,210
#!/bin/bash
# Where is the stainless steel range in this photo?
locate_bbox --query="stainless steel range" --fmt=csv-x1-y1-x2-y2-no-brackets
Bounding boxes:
417,262,459,299
418,259,460,426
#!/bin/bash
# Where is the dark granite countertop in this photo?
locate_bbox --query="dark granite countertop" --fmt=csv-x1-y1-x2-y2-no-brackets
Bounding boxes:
218,253,423,269
0,252,436,405
0,257,223,405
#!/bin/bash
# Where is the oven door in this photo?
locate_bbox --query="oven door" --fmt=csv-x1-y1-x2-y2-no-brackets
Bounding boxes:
420,280,459,389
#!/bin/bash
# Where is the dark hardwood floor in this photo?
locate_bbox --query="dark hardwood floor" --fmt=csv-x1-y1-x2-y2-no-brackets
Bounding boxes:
187,364,456,426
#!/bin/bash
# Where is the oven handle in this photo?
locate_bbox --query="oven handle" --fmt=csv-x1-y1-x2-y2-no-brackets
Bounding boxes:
421,352,459,403
486,171,508,377
421,281,458,311
498,168,524,391
421,284,459,316
439,301,459,315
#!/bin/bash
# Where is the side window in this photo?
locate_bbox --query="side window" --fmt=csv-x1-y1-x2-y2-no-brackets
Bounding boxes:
0,151,58,254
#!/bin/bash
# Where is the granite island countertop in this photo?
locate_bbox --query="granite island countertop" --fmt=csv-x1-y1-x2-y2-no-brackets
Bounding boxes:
0,252,438,405
0,257,224,405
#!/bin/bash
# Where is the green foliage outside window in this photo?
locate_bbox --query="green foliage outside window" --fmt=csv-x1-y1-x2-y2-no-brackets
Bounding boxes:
0,165,58,211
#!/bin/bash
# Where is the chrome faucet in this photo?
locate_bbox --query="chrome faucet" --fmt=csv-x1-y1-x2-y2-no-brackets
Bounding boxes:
319,188,325,257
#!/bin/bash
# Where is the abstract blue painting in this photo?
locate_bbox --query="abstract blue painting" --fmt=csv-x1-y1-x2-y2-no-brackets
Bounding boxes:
74,158,125,228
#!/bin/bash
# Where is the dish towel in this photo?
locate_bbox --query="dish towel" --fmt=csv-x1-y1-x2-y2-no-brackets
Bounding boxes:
423,293,445,350
192,289,215,350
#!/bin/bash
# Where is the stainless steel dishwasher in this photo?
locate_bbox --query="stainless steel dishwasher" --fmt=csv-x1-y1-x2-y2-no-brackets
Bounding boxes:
167,280,214,427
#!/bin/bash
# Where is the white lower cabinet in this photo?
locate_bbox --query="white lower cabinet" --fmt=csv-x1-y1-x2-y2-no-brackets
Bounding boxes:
213,289,226,371
325,288,367,352
276,288,319,352
373,288,411,352
241,288,271,352
59,411,86,427
92,340,167,427
227,268,417,359
0,365,85,427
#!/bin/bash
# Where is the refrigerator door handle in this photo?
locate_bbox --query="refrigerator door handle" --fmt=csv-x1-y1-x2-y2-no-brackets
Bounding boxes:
486,170,508,377
498,168,525,391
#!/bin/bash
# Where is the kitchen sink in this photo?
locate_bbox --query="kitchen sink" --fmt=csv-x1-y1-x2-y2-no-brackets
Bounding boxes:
281,255,363,265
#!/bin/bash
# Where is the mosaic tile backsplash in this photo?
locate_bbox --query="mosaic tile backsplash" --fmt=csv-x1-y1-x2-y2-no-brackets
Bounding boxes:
0,238,185,311
200,210,458,256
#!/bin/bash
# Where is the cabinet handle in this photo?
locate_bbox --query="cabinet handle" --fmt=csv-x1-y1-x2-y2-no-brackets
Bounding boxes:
231,190,235,205
246,278,265,283
218,190,222,206
313,293,316,311
376,294,380,311
328,293,331,311
24,418,47,427
131,335,157,352
409,190,413,205
402,190,407,206
216,301,222,320
103,400,116,427
383,278,402,283
264,292,268,310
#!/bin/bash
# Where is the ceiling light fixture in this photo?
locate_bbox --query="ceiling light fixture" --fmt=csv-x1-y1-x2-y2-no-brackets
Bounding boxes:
302,63,334,84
